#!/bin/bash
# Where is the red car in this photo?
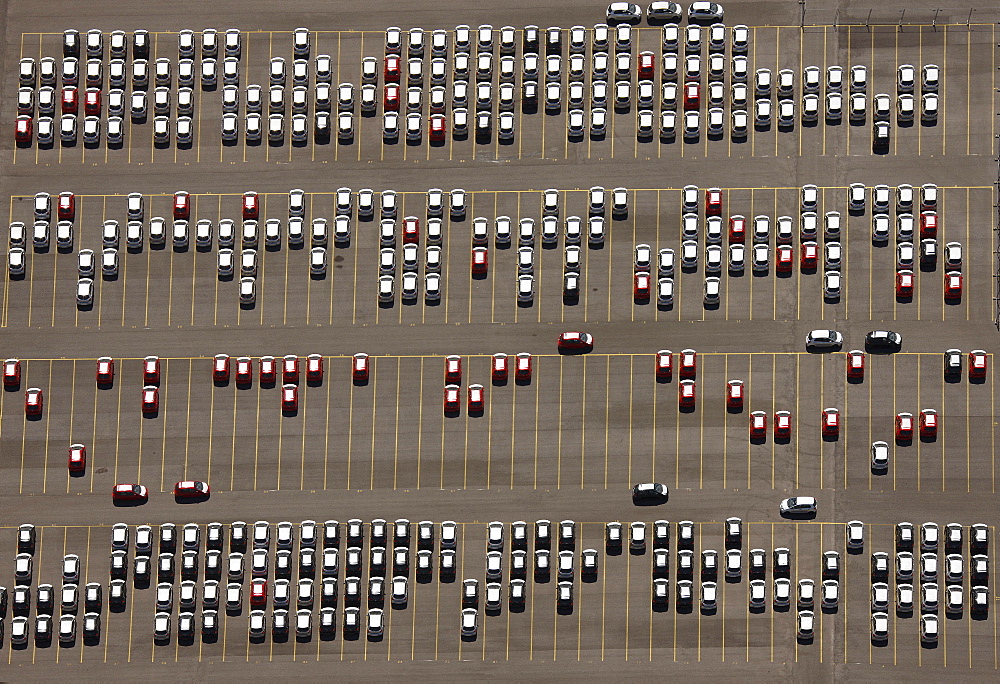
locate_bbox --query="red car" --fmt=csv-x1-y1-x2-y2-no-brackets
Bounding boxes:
655,350,672,380
96,356,114,384
174,480,210,497
634,271,651,300
353,353,369,381
679,349,697,379
112,483,147,502
173,191,190,219
920,211,938,239
515,352,532,381
637,51,655,79
471,247,488,274
800,242,818,270
25,387,43,415
726,379,743,408
429,114,446,141
68,444,87,472
683,82,700,110
896,270,914,297
235,356,253,384
250,578,267,607
444,384,460,411
749,410,767,438
281,384,298,411
822,407,839,437
895,412,913,440
141,386,159,413
213,354,230,382
969,350,988,379
776,245,793,273
402,216,420,244
846,350,865,380
260,355,277,383
15,115,32,143
383,84,400,111
84,88,101,115
143,356,160,384
944,271,962,300
242,191,259,220
492,353,508,381
445,355,462,384
57,192,75,221
282,354,299,383
4,358,21,387
468,383,484,411
306,354,323,382
679,379,696,407
774,410,792,438
919,409,938,438
557,332,593,351
384,56,401,82
728,215,746,243
61,87,79,114
705,188,722,216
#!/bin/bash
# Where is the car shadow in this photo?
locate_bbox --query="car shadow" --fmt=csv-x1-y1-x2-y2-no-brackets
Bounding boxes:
175,493,210,504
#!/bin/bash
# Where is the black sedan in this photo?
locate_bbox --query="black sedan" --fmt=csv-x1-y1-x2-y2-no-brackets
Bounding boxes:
865,330,902,352
632,482,669,504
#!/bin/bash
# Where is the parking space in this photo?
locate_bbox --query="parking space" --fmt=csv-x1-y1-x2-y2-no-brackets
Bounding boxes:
3,185,991,330
13,23,994,166
0,351,993,501
3,519,996,666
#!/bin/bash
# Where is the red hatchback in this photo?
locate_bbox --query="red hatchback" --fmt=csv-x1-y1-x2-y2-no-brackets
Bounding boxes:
557,332,593,351
515,352,532,381
353,353,369,381
471,247,488,274
260,355,277,383
468,383,484,411
443,384,460,412
213,354,230,382
896,270,914,297
749,410,767,438
776,245,793,272
250,578,267,607
25,387,43,415
920,211,938,239
774,410,792,438
944,271,962,300
282,355,299,383
728,215,746,243
84,88,101,115
4,358,21,387
726,379,743,408
679,379,696,407
15,116,32,143
846,350,865,380
57,192,75,220
174,480,210,497
919,409,938,438
656,350,672,380
68,444,87,472
96,356,114,384
112,483,147,502
235,356,253,384
634,272,651,300
895,412,913,440
307,354,323,382
383,84,400,111
969,350,988,379
61,87,79,114
141,386,159,413
143,356,161,384
638,51,655,79
242,191,259,219
705,188,722,216
402,216,420,243
173,191,190,219
281,384,298,411
384,56,401,83
800,242,818,270
822,408,839,437
683,82,700,110
445,355,462,384
679,349,697,379
492,353,508,382
429,114,446,141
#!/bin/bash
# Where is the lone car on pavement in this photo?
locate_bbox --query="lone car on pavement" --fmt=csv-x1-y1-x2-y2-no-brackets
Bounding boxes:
779,496,816,516
632,482,668,504
113,483,148,502
558,332,593,352
174,480,210,498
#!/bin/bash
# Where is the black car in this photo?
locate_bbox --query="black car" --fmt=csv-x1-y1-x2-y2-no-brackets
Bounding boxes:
632,482,669,504
943,349,962,376
865,330,901,352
